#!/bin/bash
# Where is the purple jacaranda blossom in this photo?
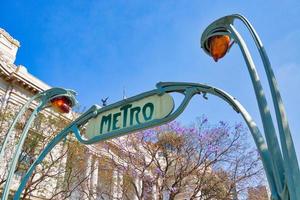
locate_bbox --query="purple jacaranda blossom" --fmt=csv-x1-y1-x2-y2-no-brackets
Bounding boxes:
170,187,177,193
154,167,164,176
102,143,109,151
132,170,138,177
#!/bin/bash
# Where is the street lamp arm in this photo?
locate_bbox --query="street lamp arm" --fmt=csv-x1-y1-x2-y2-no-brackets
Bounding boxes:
0,93,43,157
1,88,77,200
200,14,300,199
231,15,300,198
228,24,286,196
0,89,66,200
231,14,263,47
12,104,99,200
202,21,285,186
0,88,77,159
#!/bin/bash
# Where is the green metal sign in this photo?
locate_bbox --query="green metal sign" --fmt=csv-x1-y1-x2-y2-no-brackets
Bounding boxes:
86,93,174,139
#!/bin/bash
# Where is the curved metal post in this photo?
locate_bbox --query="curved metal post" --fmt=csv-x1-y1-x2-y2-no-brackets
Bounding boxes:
237,106,279,199
212,88,278,199
231,14,300,199
0,94,42,158
227,25,286,197
13,128,70,200
13,105,99,199
1,88,77,200
1,101,44,200
200,16,289,198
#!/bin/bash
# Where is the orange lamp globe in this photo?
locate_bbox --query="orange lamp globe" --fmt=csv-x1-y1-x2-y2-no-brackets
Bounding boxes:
50,96,72,113
208,35,231,62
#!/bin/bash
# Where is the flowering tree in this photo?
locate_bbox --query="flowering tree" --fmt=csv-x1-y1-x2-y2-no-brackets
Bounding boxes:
96,117,263,200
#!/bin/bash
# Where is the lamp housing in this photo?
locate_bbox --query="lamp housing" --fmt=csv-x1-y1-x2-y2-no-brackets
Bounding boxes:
50,96,73,113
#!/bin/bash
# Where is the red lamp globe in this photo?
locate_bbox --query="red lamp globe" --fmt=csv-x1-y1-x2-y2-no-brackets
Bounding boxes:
208,35,231,62
50,96,72,113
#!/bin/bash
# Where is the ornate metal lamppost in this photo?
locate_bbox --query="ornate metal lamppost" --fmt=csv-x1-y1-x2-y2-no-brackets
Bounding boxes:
201,14,300,200
0,88,77,200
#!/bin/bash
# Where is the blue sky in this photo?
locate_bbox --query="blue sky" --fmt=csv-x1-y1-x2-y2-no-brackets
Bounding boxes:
1,1,300,160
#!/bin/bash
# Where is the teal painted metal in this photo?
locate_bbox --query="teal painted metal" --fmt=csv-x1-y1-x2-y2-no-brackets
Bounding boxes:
228,25,286,199
1,88,77,200
0,94,42,158
14,82,276,200
13,105,100,200
200,14,299,200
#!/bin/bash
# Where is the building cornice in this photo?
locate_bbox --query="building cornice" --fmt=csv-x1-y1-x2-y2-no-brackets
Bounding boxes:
0,59,50,94
0,28,20,47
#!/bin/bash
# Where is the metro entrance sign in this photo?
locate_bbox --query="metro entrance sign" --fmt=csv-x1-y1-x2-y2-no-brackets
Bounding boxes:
13,82,272,200
86,93,174,139
73,82,243,144
6,14,299,200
